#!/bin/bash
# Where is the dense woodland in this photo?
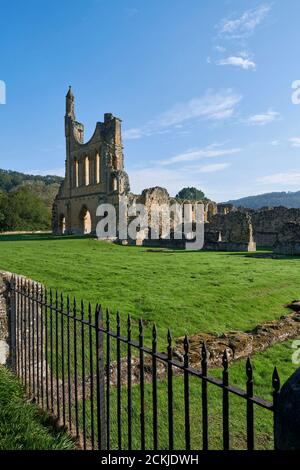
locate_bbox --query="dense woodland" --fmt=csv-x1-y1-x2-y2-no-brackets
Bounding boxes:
0,169,62,231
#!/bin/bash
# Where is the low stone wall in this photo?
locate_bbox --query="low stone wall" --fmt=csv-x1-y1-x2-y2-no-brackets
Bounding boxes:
175,311,300,368
0,272,11,365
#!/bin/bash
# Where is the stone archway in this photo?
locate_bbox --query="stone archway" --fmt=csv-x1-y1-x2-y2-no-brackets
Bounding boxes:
80,206,92,235
59,214,66,234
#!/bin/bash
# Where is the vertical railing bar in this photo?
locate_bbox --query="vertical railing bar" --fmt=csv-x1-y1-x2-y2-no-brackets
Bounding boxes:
36,283,40,404
106,309,110,451
24,279,28,391
20,278,24,385
45,289,49,410
15,277,21,377
27,280,32,395
184,335,191,451
67,296,72,431
61,293,66,428
81,300,87,450
222,349,230,451
139,319,145,451
95,305,106,451
31,280,35,398
167,329,174,451
201,342,209,451
152,324,158,451
73,298,79,439
116,312,122,450
50,289,54,413
127,315,132,451
88,303,95,450
55,290,60,420
9,276,17,374
20,278,27,387
40,286,44,409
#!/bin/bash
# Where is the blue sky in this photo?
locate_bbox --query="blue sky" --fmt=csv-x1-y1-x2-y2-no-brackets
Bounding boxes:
1,0,300,201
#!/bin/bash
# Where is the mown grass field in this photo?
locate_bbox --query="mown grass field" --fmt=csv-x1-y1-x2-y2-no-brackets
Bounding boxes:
0,233,300,343
0,366,74,450
1,233,300,450
105,340,297,450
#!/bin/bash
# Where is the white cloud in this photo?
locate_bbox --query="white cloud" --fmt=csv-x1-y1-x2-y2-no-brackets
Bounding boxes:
216,55,256,70
271,140,280,146
258,170,300,185
128,167,204,196
194,162,231,173
159,145,241,165
214,45,226,52
123,128,145,140
129,160,231,196
217,4,272,39
289,137,300,148
247,110,280,126
123,89,242,140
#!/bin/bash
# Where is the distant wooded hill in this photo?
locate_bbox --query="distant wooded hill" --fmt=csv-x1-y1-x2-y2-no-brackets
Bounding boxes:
226,191,300,209
0,169,63,231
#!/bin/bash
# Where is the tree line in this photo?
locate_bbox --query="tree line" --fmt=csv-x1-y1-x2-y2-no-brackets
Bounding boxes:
0,169,62,232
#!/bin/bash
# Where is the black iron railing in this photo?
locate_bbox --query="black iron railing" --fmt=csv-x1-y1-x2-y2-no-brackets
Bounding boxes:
9,275,281,451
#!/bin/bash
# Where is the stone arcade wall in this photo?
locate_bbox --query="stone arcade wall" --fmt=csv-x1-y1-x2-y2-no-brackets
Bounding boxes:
125,186,218,248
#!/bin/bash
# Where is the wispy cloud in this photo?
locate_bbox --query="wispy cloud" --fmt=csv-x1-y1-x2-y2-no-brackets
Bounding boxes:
289,137,300,148
216,55,256,70
271,140,280,146
258,170,300,185
193,162,231,173
247,109,280,126
123,89,242,140
159,144,241,166
217,4,272,40
214,45,226,53
128,167,204,196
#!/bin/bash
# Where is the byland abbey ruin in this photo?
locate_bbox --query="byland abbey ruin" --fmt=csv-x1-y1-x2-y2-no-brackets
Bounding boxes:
53,89,300,254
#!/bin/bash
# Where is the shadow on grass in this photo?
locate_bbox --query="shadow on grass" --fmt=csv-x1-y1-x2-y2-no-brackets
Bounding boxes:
228,251,300,261
0,233,93,242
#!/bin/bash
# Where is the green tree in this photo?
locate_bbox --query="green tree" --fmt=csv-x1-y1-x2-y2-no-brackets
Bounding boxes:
5,187,51,231
0,191,9,231
176,187,205,200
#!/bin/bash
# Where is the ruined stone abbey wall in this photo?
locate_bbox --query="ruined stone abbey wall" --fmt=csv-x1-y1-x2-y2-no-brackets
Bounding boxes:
53,89,300,254
52,88,130,236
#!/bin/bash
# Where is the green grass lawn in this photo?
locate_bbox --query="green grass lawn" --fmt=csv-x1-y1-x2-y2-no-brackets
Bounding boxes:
0,366,74,450
102,339,299,450
0,233,300,344
1,234,300,450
